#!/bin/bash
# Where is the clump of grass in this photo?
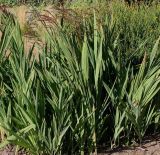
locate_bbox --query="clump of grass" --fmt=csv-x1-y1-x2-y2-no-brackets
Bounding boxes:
0,1,160,155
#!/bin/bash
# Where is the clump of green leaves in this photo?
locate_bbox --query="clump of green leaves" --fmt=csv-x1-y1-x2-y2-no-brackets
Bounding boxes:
0,3,160,154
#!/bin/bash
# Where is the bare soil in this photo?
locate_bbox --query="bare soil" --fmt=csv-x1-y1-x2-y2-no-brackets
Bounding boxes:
0,145,28,155
98,135,160,155
1,139,160,155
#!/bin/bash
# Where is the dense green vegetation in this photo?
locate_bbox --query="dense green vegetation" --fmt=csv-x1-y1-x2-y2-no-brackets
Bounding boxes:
0,1,160,154
0,0,159,5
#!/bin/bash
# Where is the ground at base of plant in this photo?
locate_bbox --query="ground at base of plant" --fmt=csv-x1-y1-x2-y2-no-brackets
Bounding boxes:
97,135,160,155
1,137,160,155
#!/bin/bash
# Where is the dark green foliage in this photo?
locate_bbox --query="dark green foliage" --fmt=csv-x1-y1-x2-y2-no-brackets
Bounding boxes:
0,2,160,154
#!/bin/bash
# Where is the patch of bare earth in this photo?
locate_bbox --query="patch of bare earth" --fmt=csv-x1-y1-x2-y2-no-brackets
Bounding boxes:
97,135,160,155
0,145,28,155
1,137,160,155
